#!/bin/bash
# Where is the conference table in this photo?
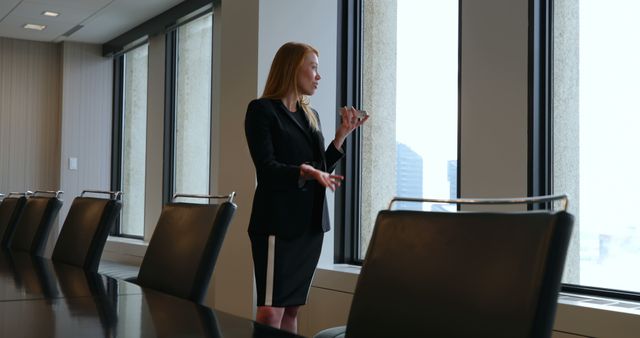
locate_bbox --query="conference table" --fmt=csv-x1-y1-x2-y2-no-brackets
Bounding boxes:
0,250,301,337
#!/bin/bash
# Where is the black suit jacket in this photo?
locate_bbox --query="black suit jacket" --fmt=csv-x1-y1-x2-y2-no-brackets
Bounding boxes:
244,98,344,238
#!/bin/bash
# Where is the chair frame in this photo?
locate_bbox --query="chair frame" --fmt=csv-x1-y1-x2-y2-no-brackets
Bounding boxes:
51,190,122,271
135,192,236,303
10,190,63,256
0,192,30,248
316,194,573,338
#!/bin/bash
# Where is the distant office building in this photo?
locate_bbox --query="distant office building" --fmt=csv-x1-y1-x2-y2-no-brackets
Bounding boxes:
419,159,458,212
428,159,458,212
396,143,423,210
448,159,457,199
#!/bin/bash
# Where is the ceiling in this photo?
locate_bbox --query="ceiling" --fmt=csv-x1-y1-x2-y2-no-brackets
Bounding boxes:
0,0,184,44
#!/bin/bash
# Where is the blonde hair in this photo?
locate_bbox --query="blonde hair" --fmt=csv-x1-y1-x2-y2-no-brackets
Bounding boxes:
262,42,320,131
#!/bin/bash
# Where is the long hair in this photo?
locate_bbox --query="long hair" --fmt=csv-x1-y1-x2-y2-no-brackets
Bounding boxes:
262,42,320,131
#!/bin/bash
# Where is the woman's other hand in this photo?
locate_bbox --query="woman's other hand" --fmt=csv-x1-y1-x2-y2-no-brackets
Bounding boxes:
300,163,344,191
333,106,369,149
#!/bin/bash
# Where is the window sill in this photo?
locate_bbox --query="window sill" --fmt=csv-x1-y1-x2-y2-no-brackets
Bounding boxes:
312,264,361,294
559,293,640,315
103,236,148,262
556,293,640,337
311,265,640,337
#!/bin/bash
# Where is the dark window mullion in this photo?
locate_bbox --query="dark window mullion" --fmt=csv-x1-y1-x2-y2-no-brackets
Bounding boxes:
110,55,125,236
528,0,553,209
163,30,178,205
335,0,363,265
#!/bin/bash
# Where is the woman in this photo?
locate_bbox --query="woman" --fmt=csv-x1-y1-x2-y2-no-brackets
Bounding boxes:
244,42,368,333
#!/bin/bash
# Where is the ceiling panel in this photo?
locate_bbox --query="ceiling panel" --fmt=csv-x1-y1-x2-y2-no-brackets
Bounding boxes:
0,0,22,18
0,14,77,42
69,0,184,43
0,0,184,44
12,1,99,24
25,0,113,10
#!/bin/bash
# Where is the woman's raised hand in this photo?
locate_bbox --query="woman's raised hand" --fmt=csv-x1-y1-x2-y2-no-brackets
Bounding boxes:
334,106,370,149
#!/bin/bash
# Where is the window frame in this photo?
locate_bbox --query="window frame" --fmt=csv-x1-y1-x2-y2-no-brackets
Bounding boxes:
110,54,125,237
538,0,640,302
163,9,214,205
338,0,640,302
335,0,462,265
110,45,148,240
108,3,213,240
335,0,364,265
529,0,553,208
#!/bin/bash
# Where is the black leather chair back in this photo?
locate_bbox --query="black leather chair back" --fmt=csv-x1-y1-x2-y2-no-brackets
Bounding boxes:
11,196,63,256
345,209,574,338
0,196,27,248
136,201,236,303
52,196,122,271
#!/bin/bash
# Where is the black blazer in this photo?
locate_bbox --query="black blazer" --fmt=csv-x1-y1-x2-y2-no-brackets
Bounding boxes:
245,98,344,238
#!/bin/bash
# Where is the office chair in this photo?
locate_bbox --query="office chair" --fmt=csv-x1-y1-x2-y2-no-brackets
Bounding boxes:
0,192,29,248
51,190,122,272
10,191,63,256
133,192,237,303
315,195,574,338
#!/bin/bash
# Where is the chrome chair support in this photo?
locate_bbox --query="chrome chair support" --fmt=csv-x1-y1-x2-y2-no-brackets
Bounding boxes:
32,190,64,199
8,191,34,197
388,194,569,211
81,190,123,200
173,192,236,204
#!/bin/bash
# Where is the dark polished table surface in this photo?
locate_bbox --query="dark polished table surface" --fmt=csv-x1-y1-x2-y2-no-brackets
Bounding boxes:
0,250,301,337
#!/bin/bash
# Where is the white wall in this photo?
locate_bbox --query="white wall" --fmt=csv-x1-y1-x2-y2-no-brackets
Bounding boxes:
0,37,61,195
0,39,114,257
55,42,113,255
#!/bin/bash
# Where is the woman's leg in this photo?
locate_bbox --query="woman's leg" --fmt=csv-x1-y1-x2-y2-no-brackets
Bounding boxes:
256,306,284,329
281,306,300,333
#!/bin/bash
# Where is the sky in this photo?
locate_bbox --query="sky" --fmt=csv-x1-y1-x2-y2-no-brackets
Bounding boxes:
395,0,458,198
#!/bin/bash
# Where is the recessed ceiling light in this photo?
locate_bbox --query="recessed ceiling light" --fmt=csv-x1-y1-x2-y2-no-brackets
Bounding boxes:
24,23,46,31
42,11,60,17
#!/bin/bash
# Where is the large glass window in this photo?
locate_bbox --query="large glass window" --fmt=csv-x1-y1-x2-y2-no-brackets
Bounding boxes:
171,12,213,199
357,0,458,259
119,44,148,238
554,0,640,294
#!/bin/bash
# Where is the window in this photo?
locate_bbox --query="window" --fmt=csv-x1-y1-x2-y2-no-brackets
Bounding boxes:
109,4,214,240
337,0,459,261
554,0,640,297
167,12,213,201
113,44,149,238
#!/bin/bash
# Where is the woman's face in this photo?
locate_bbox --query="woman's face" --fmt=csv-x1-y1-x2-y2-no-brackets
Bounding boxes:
297,52,321,96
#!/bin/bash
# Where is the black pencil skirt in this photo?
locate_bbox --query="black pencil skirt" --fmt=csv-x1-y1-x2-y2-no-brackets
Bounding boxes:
250,228,324,307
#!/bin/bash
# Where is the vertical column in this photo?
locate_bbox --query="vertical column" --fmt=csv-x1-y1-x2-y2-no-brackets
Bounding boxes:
360,0,398,257
209,0,260,319
459,0,528,208
144,35,166,241
553,0,580,283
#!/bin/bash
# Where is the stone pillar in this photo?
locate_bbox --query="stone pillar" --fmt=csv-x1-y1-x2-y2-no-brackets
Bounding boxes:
360,0,397,257
553,0,580,283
